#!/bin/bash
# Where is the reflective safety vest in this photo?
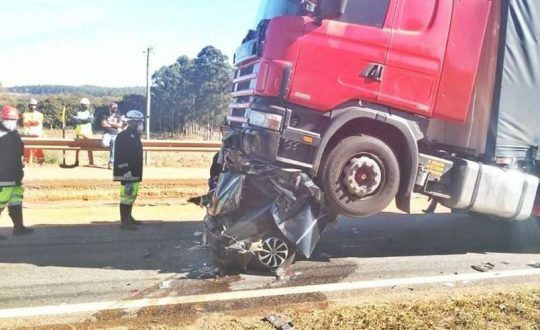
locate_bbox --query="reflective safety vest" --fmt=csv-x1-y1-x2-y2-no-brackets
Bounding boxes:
22,111,44,137
75,111,93,138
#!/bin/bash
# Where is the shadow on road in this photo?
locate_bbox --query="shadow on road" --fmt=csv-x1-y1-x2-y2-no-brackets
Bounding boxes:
312,212,540,261
0,221,208,274
0,213,539,273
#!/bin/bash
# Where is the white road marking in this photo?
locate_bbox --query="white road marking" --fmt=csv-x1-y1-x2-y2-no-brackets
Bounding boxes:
1,268,539,319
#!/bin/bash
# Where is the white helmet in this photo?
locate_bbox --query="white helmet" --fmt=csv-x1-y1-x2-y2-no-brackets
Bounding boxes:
79,98,90,106
125,110,145,121
29,98,38,106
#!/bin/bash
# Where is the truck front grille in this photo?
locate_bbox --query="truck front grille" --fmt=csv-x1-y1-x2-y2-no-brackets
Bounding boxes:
228,62,260,128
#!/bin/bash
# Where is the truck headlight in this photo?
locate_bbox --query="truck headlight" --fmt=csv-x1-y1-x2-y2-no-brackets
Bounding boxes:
248,110,283,131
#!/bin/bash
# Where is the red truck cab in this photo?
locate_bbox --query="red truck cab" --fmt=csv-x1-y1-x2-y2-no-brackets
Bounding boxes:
225,0,538,219
232,0,491,119
207,0,539,271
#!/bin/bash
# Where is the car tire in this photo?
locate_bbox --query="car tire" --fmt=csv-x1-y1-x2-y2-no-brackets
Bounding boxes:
251,234,296,271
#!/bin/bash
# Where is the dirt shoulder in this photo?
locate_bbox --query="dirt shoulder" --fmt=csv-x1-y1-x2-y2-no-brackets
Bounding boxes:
194,285,540,330
24,179,208,203
33,283,540,329
23,165,209,182
20,166,209,203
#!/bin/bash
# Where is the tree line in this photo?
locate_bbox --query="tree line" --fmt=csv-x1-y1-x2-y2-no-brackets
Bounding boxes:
0,45,233,134
151,46,232,132
7,85,145,97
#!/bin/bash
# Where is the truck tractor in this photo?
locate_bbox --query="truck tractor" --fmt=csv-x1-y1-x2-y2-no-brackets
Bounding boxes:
204,0,540,271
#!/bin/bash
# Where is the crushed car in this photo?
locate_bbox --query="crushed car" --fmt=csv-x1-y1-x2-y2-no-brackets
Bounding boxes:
195,130,336,271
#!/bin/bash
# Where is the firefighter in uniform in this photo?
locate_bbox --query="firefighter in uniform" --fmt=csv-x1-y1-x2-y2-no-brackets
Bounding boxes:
0,105,34,239
113,110,145,231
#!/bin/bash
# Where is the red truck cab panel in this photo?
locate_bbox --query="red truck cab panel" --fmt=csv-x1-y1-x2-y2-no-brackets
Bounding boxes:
433,0,492,122
287,1,397,111
379,0,453,116
256,17,307,98
262,16,306,62
248,0,492,124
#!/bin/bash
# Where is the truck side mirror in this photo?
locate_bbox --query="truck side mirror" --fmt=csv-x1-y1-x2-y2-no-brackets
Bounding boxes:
301,0,317,14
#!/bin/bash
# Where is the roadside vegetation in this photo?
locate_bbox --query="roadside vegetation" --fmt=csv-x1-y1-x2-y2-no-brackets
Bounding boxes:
41,287,540,329
197,288,540,329
0,46,232,138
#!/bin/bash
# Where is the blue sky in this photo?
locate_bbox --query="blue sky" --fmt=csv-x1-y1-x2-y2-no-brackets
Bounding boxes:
0,0,261,87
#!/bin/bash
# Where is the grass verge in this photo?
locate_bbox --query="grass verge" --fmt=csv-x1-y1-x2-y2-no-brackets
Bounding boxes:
195,288,540,330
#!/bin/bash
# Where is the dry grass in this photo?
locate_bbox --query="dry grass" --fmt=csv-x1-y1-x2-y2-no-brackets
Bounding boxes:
24,179,208,202
195,288,540,330
41,287,540,329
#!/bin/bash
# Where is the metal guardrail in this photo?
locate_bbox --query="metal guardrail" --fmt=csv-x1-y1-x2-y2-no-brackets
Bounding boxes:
21,138,222,153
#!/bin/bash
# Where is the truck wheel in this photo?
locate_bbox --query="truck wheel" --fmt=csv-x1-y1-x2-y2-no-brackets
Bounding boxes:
321,135,400,217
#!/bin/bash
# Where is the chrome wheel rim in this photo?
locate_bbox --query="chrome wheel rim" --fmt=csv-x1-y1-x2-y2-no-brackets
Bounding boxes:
257,237,290,269
342,155,383,198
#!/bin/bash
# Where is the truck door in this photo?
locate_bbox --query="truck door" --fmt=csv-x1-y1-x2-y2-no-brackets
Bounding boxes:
288,0,397,111
378,0,453,117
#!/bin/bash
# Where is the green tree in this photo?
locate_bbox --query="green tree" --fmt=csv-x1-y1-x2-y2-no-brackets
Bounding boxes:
152,55,194,132
118,94,147,115
191,46,232,126
151,46,232,133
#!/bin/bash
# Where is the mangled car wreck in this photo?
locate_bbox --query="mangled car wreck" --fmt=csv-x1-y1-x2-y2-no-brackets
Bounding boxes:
203,130,336,271
193,0,540,271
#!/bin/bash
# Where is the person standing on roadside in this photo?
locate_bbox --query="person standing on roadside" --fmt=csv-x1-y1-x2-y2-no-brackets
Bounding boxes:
74,98,94,167
22,98,45,164
101,103,124,169
113,110,145,231
0,105,34,239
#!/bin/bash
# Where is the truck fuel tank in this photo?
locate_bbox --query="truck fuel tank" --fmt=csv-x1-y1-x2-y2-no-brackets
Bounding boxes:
440,159,539,221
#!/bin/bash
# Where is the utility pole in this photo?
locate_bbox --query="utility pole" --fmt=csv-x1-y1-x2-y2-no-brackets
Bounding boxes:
144,46,154,140
143,46,154,165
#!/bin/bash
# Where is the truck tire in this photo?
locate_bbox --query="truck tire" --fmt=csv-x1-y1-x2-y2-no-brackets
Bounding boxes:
320,135,400,217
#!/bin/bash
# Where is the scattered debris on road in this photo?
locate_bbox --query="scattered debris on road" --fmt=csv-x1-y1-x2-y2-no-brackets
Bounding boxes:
187,245,204,252
471,263,495,272
187,264,221,279
263,313,295,330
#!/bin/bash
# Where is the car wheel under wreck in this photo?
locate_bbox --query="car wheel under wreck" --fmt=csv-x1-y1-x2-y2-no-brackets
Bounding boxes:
201,132,336,272
255,235,296,270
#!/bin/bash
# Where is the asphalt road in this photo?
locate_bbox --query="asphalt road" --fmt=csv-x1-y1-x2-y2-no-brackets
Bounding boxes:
1,212,540,327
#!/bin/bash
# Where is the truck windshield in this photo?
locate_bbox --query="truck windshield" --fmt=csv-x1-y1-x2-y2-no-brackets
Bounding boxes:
255,0,301,24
